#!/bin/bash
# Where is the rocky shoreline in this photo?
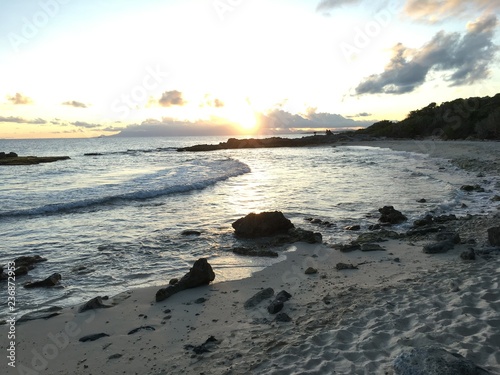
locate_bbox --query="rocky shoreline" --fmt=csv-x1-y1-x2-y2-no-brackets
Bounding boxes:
176,133,363,152
0,152,70,165
2,139,500,374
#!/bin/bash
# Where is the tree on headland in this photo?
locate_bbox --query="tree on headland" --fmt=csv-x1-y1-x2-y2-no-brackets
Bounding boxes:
357,93,500,140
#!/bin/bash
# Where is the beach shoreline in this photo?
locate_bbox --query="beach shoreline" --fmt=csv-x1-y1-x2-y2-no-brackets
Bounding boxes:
2,139,500,374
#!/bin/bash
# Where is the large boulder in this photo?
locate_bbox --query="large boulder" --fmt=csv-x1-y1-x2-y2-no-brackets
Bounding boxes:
393,346,490,375
378,206,407,224
156,258,215,302
232,211,294,238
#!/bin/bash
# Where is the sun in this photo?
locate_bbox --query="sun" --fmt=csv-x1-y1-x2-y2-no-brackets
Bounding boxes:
225,105,258,134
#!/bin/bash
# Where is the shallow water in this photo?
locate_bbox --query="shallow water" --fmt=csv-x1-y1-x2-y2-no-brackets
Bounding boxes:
0,136,498,319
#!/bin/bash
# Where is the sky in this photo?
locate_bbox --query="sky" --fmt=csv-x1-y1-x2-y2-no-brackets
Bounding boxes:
0,0,499,138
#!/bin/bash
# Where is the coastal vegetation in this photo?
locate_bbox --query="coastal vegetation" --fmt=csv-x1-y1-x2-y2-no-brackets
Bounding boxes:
356,93,500,140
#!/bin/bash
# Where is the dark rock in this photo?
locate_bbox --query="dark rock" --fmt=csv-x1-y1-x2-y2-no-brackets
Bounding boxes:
181,230,201,236
461,248,476,260
368,224,381,230
406,226,445,237
108,354,123,360
127,326,155,335
194,297,206,304
417,198,427,203
276,290,292,302
491,195,500,202
232,211,294,238
275,312,292,322
336,263,358,270
232,247,278,258
345,225,361,231
304,267,318,275
436,232,461,244
267,290,292,314
434,214,457,223
461,184,485,193
393,346,491,375
355,229,401,243
423,240,455,254
184,336,218,354
487,226,500,246
24,273,61,288
156,258,215,302
169,278,178,285
18,307,63,323
285,228,322,244
311,218,322,224
413,215,434,227
267,300,284,314
79,296,112,313
14,266,29,277
84,153,104,156
360,243,385,251
378,206,407,224
14,255,47,268
244,288,274,309
335,243,361,252
79,333,109,342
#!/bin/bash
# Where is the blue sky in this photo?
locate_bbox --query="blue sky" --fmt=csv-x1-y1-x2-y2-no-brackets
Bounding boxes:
0,0,499,138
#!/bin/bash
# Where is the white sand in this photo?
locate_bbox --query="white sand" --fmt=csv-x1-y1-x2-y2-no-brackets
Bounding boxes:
2,140,500,375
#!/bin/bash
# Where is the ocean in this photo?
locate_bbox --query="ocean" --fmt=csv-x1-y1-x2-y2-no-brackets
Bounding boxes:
1,136,498,319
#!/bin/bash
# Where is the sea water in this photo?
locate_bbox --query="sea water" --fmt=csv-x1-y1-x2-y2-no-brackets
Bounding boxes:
0,136,498,319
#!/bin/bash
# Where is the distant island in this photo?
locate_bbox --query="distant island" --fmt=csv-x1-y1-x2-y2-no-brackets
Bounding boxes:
0,152,70,166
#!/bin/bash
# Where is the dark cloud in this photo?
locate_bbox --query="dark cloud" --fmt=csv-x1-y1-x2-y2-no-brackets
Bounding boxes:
0,116,46,124
355,15,499,95
260,109,372,129
316,0,361,12
62,100,88,108
70,121,102,129
7,93,33,105
159,90,186,107
347,112,372,118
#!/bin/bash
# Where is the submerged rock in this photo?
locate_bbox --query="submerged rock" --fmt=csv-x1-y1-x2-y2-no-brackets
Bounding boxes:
487,226,500,246
24,273,61,288
378,206,407,224
232,247,279,258
156,258,215,302
393,346,491,375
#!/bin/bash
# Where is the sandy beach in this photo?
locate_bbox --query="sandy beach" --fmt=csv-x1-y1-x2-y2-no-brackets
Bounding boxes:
2,139,500,375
